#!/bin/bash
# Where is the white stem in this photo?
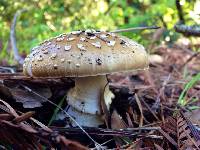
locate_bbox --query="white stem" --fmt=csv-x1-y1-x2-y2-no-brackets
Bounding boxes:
65,75,113,127
68,75,108,114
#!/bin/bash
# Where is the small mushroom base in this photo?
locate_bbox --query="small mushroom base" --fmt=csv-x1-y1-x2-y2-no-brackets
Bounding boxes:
67,106,104,127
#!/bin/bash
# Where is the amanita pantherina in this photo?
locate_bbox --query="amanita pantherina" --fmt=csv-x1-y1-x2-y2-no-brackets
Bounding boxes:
23,30,149,127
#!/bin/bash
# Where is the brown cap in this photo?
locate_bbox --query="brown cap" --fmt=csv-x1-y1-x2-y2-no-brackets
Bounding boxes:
23,30,149,77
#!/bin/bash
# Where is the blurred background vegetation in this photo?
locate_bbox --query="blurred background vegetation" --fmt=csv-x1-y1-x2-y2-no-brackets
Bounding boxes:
0,0,199,64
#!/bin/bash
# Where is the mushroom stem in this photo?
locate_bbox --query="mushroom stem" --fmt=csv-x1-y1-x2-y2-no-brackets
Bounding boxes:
66,75,113,127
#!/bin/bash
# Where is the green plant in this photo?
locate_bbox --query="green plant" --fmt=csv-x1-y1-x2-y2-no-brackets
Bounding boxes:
48,95,67,126
178,72,200,107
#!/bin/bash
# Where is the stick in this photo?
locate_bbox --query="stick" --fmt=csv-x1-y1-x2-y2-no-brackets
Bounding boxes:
51,126,161,137
181,52,200,68
112,26,160,33
10,9,27,65
174,24,200,36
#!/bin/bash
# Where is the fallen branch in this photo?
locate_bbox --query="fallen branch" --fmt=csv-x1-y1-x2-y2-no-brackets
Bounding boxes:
51,126,161,137
10,9,27,65
174,24,200,36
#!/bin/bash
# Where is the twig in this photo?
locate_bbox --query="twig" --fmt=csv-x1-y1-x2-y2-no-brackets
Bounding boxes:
140,97,160,121
12,111,35,123
152,74,171,110
0,66,15,73
181,52,200,68
51,126,161,137
159,129,178,147
134,94,144,127
10,9,27,65
111,26,160,33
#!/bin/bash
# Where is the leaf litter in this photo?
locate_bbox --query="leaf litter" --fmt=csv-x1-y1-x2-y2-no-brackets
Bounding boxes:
0,44,199,149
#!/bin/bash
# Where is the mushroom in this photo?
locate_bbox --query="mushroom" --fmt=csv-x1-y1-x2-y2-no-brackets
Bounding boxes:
23,30,149,127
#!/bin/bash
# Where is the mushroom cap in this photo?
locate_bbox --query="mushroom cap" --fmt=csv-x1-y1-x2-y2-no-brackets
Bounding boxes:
23,30,149,77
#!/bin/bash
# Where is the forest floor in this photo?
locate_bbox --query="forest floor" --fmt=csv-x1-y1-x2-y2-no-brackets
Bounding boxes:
0,43,199,149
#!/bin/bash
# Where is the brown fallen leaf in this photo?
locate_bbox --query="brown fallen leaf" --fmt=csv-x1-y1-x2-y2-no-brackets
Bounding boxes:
11,88,48,108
